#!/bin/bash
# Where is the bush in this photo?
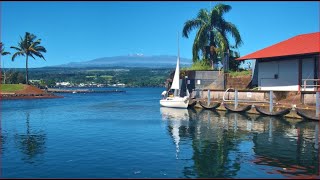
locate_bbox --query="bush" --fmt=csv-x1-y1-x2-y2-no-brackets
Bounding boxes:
228,70,251,77
182,60,212,71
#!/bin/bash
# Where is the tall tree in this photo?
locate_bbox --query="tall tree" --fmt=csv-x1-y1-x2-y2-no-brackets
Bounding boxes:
1,42,11,84
182,3,242,69
10,32,47,84
1,42,11,56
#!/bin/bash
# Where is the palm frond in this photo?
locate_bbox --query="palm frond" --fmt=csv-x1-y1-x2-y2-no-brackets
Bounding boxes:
11,52,25,61
213,29,228,53
34,46,47,53
193,24,210,60
1,43,11,56
29,53,36,60
182,19,203,38
10,46,22,51
31,51,46,60
1,51,11,56
214,3,232,16
197,9,209,22
224,22,243,47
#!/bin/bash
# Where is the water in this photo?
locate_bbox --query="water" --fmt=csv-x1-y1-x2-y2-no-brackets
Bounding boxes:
1,88,319,178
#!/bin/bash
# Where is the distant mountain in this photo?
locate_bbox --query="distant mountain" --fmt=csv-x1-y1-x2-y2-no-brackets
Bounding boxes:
51,55,192,68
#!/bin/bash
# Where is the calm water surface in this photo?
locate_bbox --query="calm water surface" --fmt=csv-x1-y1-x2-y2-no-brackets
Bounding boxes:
1,88,319,178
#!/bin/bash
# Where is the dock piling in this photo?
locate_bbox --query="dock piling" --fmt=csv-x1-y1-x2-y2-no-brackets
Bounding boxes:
269,91,273,113
207,90,210,106
235,89,238,109
316,92,319,118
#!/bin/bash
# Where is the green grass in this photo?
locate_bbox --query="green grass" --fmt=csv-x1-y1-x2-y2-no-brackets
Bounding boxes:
1,84,25,92
228,70,251,77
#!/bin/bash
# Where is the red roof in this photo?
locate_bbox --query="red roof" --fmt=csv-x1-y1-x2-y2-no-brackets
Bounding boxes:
236,32,320,60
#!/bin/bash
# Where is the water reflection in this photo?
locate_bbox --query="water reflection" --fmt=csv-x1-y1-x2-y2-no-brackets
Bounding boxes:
160,108,319,178
160,107,190,159
14,112,46,164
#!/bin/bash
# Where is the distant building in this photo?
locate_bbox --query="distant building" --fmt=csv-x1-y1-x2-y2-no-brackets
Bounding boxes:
237,32,320,91
56,82,71,86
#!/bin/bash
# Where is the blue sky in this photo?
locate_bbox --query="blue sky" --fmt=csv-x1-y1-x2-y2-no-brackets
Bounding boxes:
1,1,319,68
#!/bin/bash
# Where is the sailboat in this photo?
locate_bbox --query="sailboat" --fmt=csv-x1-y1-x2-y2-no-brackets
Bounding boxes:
160,34,190,108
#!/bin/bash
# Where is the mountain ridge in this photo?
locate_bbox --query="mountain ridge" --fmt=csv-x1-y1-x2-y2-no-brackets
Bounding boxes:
49,55,192,68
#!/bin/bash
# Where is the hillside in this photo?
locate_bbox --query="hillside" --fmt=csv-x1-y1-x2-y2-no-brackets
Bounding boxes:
51,55,192,68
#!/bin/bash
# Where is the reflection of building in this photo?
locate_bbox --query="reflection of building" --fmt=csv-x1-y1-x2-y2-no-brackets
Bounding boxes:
160,108,319,178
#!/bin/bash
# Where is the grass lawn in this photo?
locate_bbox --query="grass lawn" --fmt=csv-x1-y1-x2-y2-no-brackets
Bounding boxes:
1,84,25,92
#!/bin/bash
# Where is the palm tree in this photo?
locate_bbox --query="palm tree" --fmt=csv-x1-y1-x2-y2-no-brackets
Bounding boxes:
10,32,46,84
1,42,11,84
182,3,242,69
1,42,11,56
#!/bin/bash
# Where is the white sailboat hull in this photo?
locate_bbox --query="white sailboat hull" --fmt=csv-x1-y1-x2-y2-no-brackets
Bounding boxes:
160,96,189,108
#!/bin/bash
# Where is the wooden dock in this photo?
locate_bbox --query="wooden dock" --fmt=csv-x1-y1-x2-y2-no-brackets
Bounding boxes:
47,88,126,93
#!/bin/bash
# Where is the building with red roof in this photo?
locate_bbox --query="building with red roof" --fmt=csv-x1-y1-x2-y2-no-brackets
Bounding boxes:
236,32,319,91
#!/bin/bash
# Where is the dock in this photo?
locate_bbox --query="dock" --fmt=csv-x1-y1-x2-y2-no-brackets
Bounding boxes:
47,88,126,93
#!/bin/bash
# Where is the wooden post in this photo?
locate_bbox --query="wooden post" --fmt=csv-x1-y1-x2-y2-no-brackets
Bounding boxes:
269,90,273,113
207,89,210,106
316,92,319,118
235,89,238,109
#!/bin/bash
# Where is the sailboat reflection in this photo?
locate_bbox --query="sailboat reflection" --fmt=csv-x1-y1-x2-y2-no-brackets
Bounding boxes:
160,107,189,159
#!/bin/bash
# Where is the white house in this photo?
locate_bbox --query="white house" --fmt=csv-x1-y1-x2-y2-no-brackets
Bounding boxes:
237,32,320,92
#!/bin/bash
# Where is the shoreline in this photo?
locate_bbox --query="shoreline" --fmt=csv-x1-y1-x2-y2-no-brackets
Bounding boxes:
1,93,63,100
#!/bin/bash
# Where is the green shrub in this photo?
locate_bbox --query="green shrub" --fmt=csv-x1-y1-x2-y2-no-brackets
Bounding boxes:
228,70,251,77
182,61,212,71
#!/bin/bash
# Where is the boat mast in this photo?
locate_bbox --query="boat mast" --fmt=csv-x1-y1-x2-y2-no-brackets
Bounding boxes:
174,32,180,97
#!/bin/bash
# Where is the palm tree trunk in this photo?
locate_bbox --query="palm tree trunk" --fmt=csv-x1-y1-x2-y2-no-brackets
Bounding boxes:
26,55,29,84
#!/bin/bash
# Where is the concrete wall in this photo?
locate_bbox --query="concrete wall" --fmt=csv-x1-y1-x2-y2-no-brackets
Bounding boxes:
257,57,317,91
258,59,299,91
187,71,224,90
302,93,317,105
192,90,317,104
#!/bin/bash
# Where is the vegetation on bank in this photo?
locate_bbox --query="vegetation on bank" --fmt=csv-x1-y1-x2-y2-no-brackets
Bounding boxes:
182,61,212,71
1,67,170,88
1,84,25,92
228,70,251,77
